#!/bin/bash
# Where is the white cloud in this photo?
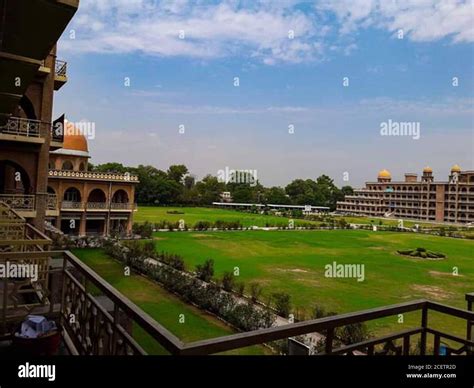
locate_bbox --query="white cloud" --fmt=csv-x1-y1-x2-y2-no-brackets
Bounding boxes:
318,0,474,43
61,1,473,63
62,0,323,64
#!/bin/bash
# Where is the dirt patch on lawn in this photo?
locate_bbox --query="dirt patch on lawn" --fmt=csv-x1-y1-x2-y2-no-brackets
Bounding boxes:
411,284,453,300
429,270,464,278
276,268,309,273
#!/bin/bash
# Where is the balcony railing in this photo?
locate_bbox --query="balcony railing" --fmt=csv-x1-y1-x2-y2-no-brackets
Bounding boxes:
0,194,35,211
110,202,136,210
55,60,67,77
61,201,85,210
59,201,136,211
48,194,58,210
0,250,473,356
49,170,139,182
0,117,42,138
87,202,108,210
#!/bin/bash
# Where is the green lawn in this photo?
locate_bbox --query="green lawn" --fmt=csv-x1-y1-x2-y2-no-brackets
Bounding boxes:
135,206,319,227
153,229,474,339
72,248,268,355
135,205,446,228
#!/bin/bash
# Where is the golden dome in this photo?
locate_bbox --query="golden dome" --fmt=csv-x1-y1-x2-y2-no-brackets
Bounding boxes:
63,121,88,152
378,169,391,179
423,166,433,173
451,164,461,173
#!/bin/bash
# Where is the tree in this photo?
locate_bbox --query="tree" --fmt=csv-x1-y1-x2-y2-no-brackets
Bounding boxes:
341,185,354,196
231,185,253,203
264,187,290,204
195,175,225,205
195,259,214,282
93,162,127,173
167,165,188,184
184,175,196,190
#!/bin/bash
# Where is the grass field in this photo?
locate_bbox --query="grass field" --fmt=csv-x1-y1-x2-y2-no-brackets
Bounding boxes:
135,206,446,228
153,229,474,339
73,248,268,355
135,206,318,227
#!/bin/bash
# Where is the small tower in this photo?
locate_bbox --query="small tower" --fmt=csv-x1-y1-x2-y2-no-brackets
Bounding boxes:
421,166,433,183
449,164,461,183
377,169,391,183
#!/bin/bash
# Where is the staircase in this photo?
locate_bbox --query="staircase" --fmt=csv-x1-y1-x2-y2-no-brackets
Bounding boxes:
0,201,53,336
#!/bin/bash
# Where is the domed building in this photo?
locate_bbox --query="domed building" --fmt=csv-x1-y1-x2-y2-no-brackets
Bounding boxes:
337,166,474,224
377,169,392,183
46,122,138,236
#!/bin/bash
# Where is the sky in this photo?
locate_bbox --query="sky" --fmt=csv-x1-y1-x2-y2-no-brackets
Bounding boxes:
53,0,474,187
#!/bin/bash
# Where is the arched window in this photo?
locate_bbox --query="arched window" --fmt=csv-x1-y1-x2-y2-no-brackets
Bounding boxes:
88,188,106,203
79,162,85,171
62,160,74,171
0,160,32,194
112,189,129,203
63,187,81,202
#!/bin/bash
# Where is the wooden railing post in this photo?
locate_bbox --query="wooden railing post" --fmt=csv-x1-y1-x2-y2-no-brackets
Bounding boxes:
466,294,473,341
325,328,334,354
111,304,120,355
403,334,410,355
433,334,440,355
420,305,428,355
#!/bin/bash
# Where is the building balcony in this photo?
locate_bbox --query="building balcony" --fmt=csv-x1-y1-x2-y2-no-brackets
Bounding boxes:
54,60,68,90
61,201,85,211
0,0,79,122
49,170,139,183
110,202,137,211
45,194,59,216
0,117,45,144
58,201,137,212
86,202,108,210
0,194,36,218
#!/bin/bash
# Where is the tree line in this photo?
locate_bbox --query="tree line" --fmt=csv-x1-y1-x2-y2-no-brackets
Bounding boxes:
89,162,353,210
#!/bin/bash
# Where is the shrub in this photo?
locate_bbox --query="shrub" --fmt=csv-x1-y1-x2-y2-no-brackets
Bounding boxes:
249,282,263,302
397,248,446,259
313,305,326,319
221,271,235,292
337,322,369,345
132,221,154,238
194,221,211,230
235,282,245,296
272,292,291,317
195,259,214,282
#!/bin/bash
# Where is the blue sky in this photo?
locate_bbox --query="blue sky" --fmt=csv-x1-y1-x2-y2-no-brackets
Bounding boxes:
54,0,474,187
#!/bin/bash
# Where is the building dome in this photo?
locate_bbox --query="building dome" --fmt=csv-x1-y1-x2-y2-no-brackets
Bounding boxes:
423,166,433,174
63,121,88,152
378,169,391,179
451,164,461,173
